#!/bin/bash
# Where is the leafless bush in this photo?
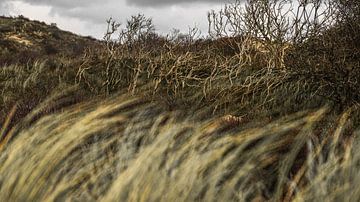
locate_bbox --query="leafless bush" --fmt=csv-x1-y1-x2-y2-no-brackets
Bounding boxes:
167,26,202,45
206,0,360,110
283,0,360,109
207,0,336,71
118,14,155,47
208,0,336,43
103,17,121,55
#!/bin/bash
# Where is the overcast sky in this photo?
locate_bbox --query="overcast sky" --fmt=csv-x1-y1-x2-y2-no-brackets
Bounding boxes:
0,0,232,39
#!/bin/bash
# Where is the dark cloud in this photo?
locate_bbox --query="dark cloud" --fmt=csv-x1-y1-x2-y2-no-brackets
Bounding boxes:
1,0,111,23
4,0,228,9
126,0,228,7
4,0,106,9
1,0,228,39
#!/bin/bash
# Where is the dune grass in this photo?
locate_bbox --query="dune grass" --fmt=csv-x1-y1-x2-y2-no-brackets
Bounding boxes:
0,92,359,201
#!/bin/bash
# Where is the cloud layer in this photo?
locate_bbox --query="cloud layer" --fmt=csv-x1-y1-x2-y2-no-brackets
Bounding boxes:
3,0,226,9
3,0,107,8
0,0,227,38
126,0,227,7
0,2,12,15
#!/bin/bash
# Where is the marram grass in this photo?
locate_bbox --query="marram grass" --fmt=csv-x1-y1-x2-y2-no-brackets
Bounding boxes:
0,93,359,202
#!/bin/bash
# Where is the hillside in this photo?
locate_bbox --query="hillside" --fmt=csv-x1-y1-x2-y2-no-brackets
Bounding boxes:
0,15,99,65
0,16,103,128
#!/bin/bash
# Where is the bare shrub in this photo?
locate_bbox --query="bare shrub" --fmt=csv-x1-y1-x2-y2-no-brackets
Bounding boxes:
208,0,335,43
283,0,360,109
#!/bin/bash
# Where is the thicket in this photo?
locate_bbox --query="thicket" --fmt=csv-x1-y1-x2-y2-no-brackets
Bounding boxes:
2,0,360,131
73,0,359,117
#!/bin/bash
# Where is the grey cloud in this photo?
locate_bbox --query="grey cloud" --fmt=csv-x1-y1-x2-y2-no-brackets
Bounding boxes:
5,0,106,9
126,0,228,7
2,0,228,23
0,2,12,15
2,0,111,24
1,0,227,39
4,0,228,9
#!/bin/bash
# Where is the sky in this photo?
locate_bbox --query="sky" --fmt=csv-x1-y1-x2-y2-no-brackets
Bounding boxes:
0,0,232,39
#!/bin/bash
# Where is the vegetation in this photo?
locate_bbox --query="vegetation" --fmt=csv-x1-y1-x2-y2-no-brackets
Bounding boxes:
0,0,359,201
0,15,98,64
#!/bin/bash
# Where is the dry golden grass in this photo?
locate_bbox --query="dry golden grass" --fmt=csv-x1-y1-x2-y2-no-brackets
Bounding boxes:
0,92,359,201
6,34,33,46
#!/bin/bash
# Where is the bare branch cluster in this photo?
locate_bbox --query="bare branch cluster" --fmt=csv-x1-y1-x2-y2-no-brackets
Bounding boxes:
208,0,336,44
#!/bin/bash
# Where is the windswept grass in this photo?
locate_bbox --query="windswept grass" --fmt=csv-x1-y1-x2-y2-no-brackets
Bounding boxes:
0,92,359,201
